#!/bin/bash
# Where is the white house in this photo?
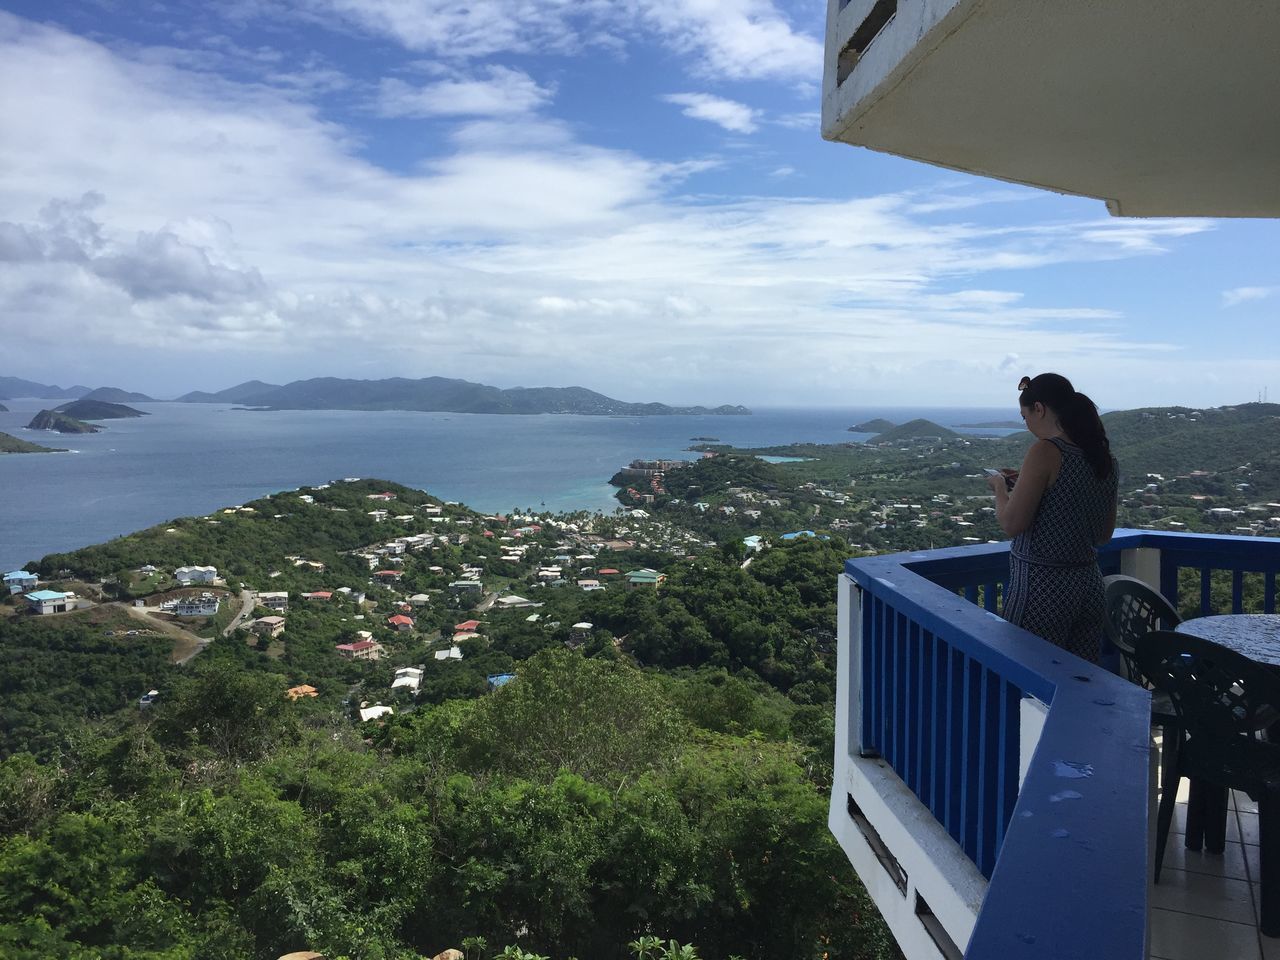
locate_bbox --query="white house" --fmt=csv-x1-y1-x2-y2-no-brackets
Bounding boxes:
174,595,220,617
391,667,423,694
25,590,76,615
359,704,394,722
433,645,464,661
174,565,218,585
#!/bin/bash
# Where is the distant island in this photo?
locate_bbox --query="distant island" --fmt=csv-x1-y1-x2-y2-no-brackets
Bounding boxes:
956,420,1024,429
869,419,961,443
0,376,91,401
54,399,148,421
177,376,751,416
0,431,64,453
849,418,896,433
690,436,720,442
79,386,154,404
27,410,100,433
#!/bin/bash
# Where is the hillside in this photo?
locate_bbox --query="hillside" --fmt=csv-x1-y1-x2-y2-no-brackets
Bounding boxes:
182,375,751,416
870,418,961,443
80,386,154,403
54,398,148,420
176,379,283,403
0,431,64,453
0,376,90,400
26,409,100,433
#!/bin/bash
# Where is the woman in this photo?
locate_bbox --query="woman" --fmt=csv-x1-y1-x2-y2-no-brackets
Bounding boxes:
987,373,1118,663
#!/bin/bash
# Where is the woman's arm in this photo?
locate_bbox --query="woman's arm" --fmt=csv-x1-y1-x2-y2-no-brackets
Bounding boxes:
988,440,1059,537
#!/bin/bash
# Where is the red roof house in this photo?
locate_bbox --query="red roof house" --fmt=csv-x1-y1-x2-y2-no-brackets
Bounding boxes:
454,619,481,633
387,614,415,631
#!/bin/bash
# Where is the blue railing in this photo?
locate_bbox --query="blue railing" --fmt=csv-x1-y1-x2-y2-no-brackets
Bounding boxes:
843,530,1280,958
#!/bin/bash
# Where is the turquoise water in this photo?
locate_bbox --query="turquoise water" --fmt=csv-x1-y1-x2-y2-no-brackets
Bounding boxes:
0,399,1019,569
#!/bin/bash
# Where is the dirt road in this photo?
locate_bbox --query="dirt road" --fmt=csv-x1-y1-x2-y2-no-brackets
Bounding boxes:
222,589,256,636
125,605,208,665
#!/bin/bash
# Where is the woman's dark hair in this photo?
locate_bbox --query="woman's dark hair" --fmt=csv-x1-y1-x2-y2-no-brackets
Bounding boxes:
1019,373,1114,480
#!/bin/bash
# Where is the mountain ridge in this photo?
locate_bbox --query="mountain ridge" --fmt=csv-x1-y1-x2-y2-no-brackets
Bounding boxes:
182,375,750,416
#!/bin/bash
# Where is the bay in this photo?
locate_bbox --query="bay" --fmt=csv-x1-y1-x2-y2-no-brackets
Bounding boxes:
0,398,1020,570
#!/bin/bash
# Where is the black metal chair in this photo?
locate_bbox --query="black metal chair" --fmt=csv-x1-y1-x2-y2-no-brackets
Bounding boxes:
1103,575,1185,806
1135,629,1280,937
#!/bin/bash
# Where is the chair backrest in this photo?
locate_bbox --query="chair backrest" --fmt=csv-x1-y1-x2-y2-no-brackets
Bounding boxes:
1104,575,1182,681
1135,629,1280,742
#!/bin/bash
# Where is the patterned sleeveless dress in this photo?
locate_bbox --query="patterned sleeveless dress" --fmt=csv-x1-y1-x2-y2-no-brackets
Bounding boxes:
1002,437,1119,663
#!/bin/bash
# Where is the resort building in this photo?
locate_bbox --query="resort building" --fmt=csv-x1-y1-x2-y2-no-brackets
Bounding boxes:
335,639,383,661
251,616,286,638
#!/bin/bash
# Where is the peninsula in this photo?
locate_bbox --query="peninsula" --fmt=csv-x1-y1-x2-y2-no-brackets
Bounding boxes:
0,431,64,453
55,399,148,420
26,410,101,434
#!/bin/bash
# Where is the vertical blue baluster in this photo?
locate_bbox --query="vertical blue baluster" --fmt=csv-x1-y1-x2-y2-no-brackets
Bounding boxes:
1200,567,1212,616
976,667,1003,877
946,648,963,844
860,595,875,754
909,621,924,797
1232,569,1244,614
894,611,908,777
995,679,1020,855
921,630,936,816
1266,573,1277,614
984,581,999,612
965,584,979,605
964,659,983,863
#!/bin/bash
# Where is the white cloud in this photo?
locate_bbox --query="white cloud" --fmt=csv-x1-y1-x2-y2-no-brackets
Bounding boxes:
377,67,555,118
0,13,1227,405
280,0,820,82
663,92,759,133
1222,286,1277,308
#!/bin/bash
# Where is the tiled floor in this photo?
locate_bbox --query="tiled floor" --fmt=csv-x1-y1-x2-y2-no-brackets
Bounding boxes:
1150,779,1273,960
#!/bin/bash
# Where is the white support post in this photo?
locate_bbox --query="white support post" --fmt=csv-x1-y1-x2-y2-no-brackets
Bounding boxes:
1120,547,1162,589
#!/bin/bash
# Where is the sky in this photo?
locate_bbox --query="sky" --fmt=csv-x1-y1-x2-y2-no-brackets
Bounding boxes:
0,1,1276,409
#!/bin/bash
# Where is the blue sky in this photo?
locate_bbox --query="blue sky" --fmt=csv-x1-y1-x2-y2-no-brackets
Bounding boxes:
0,1,1276,409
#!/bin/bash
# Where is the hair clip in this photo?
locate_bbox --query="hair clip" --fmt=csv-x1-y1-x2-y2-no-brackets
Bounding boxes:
1017,376,1031,391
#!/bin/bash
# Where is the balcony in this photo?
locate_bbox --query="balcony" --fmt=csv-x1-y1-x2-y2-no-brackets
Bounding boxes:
821,0,1280,217
831,530,1280,959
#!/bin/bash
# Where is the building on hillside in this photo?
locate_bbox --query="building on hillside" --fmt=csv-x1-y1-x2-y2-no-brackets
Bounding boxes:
454,619,481,633
359,704,394,722
387,614,415,632
494,594,539,609
138,689,160,709
252,616,286,638
25,590,77,615
391,667,423,694
625,569,665,588
487,673,515,689
174,565,218,584
433,645,464,661
258,591,289,612
174,595,220,617
286,685,319,701
302,591,332,601
335,639,383,661
4,570,38,594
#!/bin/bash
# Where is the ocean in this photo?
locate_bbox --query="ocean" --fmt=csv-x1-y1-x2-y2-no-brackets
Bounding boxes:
0,399,1020,570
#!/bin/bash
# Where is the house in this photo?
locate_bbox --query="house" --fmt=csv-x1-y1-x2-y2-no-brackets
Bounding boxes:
5,570,38,594
25,590,76,615
409,593,431,607
258,591,289,612
387,614,415,632
494,594,540,609
454,619,481,633
487,673,516,689
433,645,464,661
174,565,217,584
286,684,319,701
138,689,160,709
391,667,423,693
448,580,484,593
577,579,604,591
174,595,220,617
302,591,332,601
359,704,394,722
252,616,286,638
625,569,665,588
335,639,383,661
373,570,403,582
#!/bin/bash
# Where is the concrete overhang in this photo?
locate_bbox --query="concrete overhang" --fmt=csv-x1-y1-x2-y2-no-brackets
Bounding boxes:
822,0,1280,217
